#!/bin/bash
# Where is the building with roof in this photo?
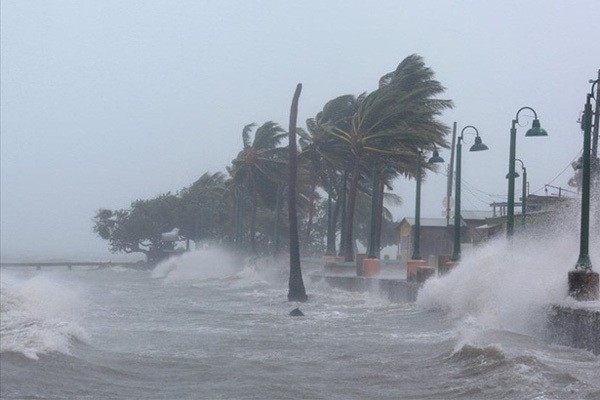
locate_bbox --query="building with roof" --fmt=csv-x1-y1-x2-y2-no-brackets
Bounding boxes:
395,209,497,264
395,217,465,263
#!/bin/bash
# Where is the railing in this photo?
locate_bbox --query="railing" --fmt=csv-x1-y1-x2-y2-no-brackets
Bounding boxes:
0,261,151,270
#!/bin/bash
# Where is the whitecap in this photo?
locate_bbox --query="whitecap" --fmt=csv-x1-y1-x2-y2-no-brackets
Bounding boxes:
0,272,89,360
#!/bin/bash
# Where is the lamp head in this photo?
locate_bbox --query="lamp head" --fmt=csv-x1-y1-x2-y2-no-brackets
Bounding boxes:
428,149,445,164
525,118,548,137
505,171,520,179
469,135,489,152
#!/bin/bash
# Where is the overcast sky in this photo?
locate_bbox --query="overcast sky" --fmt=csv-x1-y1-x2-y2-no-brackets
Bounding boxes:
1,0,599,260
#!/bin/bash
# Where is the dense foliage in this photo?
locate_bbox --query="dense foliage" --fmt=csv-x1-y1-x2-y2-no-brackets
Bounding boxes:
93,54,452,263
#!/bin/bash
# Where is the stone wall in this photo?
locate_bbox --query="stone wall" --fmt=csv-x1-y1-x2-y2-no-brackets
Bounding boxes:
310,274,418,303
545,305,600,355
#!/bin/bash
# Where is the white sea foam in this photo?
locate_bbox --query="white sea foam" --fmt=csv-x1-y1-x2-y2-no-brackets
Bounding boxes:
0,272,89,360
417,203,599,338
151,247,239,282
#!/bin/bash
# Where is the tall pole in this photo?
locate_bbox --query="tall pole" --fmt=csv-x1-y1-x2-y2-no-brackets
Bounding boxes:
507,120,517,237
411,152,422,260
447,122,457,226
568,79,598,302
575,93,593,270
451,140,462,261
507,107,546,237
338,172,347,257
592,69,600,168
325,177,336,256
522,167,527,230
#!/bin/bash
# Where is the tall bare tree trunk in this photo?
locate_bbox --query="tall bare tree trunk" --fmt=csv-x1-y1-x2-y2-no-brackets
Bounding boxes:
343,158,360,262
375,177,385,258
288,83,308,302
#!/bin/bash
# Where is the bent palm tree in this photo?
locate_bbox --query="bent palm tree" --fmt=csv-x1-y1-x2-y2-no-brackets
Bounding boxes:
324,54,453,261
228,121,287,253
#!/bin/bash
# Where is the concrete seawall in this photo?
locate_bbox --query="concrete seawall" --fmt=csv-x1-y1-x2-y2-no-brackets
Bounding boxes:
546,304,600,355
310,273,419,303
311,271,600,355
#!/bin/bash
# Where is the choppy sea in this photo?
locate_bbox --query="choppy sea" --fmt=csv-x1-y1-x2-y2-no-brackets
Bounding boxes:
1,241,599,399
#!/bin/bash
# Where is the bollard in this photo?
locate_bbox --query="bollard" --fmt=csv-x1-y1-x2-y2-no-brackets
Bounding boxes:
362,258,380,276
406,259,427,281
568,270,599,301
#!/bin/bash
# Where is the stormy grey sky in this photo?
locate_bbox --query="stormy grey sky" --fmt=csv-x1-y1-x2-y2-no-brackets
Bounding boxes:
1,0,599,260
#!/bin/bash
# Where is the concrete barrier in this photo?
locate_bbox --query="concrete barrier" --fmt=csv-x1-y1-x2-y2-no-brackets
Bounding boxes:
407,259,427,281
362,258,380,276
310,274,418,302
546,304,600,355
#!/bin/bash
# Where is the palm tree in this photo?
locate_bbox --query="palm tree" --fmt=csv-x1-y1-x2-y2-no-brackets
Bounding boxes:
288,83,308,302
228,121,287,253
324,54,453,261
298,95,364,256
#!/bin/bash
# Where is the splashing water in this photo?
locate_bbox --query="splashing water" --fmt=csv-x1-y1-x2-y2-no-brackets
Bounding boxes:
0,272,89,360
151,247,241,282
418,197,600,341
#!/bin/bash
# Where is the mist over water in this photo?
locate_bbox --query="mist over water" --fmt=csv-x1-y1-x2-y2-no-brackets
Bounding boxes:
420,196,600,330
151,247,239,282
1,202,599,399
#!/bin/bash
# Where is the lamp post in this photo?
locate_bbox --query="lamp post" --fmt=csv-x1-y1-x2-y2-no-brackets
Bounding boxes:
367,165,381,260
506,159,527,229
411,151,423,260
507,107,547,237
405,149,444,281
451,126,489,262
569,78,599,301
516,159,527,229
411,149,445,260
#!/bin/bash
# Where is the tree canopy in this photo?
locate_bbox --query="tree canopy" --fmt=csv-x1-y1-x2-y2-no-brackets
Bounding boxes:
93,54,452,264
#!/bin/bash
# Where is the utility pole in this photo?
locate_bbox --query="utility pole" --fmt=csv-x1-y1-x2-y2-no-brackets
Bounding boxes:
446,122,457,226
592,69,600,178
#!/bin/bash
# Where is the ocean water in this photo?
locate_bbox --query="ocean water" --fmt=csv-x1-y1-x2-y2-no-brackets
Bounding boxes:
1,241,599,399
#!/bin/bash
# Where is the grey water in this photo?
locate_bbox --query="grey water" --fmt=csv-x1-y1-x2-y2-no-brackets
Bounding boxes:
1,247,599,399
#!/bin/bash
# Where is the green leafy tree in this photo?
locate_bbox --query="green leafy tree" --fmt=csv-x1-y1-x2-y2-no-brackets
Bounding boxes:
178,172,228,245
228,121,288,253
324,54,453,261
93,193,181,263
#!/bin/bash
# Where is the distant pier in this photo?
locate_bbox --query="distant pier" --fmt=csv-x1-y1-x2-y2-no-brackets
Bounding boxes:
0,261,151,270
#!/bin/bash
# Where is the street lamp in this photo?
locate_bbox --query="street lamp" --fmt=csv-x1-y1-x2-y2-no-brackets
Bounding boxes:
505,159,527,229
569,78,599,301
411,149,445,260
507,107,547,237
451,126,489,262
